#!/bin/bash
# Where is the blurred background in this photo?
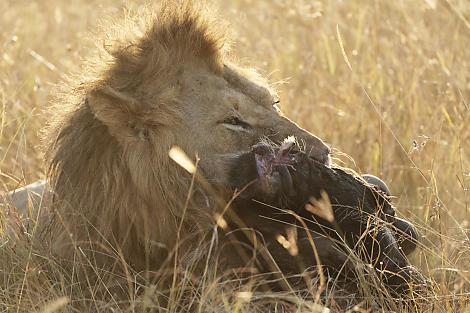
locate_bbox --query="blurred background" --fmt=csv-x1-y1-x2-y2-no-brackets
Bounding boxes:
1,0,469,307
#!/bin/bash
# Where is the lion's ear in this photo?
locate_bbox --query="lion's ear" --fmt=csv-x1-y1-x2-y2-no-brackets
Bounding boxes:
87,87,151,142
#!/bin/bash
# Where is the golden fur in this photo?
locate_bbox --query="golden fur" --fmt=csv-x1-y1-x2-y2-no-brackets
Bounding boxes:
42,0,330,271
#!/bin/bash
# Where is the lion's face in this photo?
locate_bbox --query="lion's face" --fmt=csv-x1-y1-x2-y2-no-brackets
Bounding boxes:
176,64,330,176
85,62,329,200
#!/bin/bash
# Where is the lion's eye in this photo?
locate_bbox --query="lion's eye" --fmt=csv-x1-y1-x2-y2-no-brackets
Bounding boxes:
222,115,251,130
273,100,281,113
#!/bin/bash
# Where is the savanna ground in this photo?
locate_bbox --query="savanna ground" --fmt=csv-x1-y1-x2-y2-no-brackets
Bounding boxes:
1,0,470,312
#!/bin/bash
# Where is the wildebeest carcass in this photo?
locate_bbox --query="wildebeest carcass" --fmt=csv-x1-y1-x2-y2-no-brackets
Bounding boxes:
217,139,424,295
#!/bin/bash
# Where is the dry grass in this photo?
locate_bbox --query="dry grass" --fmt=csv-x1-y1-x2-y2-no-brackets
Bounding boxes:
1,0,470,312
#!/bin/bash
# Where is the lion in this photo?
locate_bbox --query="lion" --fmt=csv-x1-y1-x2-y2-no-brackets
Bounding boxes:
6,0,329,278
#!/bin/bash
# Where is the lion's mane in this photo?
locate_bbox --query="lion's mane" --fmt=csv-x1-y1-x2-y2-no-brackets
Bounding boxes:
43,1,228,269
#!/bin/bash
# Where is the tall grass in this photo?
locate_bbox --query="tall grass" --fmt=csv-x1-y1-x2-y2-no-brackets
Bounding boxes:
1,0,469,311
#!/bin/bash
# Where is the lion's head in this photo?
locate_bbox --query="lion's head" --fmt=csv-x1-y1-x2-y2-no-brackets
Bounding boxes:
44,1,330,269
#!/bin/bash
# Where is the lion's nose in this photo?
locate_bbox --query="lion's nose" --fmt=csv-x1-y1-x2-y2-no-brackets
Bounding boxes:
297,133,331,165
311,147,331,165
306,144,330,165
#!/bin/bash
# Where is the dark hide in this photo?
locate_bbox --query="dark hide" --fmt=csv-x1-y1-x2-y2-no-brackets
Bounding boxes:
222,143,423,294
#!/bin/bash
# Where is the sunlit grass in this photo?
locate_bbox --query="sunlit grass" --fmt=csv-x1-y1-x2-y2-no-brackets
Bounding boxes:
1,0,470,311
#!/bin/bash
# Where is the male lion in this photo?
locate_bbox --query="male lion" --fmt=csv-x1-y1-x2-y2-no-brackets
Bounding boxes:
10,1,330,277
